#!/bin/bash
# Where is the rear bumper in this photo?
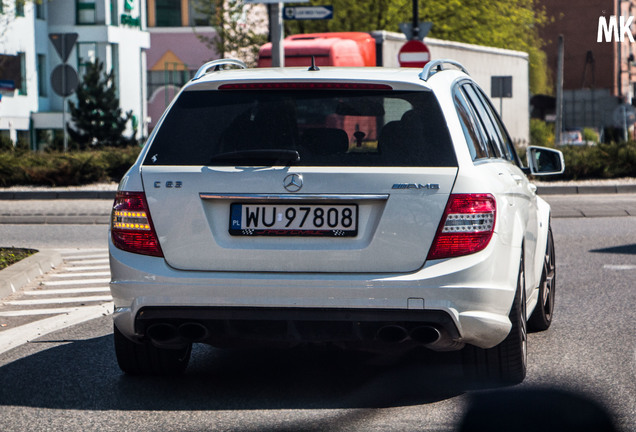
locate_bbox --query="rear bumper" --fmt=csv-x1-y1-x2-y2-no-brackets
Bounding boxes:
109,235,519,350
133,306,462,351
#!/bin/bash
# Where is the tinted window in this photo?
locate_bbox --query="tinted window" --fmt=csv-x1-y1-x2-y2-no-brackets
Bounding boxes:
475,87,520,164
462,84,504,158
453,86,489,160
145,89,457,167
471,87,514,161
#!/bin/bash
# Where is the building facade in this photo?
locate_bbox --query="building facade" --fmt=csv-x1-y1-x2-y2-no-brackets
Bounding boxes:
538,0,636,136
0,0,150,147
145,0,267,131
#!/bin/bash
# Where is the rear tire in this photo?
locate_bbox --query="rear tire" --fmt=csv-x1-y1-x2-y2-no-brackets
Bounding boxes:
114,324,192,375
528,225,555,332
463,252,527,386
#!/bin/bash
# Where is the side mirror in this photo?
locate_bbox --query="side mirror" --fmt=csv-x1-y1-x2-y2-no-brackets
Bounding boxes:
526,146,565,176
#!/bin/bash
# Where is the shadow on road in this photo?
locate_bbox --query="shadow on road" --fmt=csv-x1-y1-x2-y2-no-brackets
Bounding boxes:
590,244,636,255
0,335,468,411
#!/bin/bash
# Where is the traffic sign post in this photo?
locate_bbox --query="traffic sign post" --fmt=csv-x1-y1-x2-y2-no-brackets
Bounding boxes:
398,39,430,68
245,0,309,67
49,33,79,151
491,76,513,116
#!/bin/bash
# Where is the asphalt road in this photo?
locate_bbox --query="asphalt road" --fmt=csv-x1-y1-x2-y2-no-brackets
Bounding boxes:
0,200,634,431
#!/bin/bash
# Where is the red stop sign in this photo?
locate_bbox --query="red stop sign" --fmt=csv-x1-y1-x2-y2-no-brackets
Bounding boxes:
398,40,431,68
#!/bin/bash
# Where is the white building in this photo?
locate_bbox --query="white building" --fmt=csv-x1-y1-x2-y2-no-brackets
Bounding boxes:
0,0,150,148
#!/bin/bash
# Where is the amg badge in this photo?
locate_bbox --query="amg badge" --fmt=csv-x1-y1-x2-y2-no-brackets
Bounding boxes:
392,183,440,190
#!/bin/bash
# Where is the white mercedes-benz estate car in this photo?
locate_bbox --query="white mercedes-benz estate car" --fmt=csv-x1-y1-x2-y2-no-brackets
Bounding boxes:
109,59,563,384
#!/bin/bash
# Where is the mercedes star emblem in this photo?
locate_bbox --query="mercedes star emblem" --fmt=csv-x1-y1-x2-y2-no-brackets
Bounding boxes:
283,173,303,192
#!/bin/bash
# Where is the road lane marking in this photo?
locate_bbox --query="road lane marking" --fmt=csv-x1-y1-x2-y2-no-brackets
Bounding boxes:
0,302,114,355
603,264,636,270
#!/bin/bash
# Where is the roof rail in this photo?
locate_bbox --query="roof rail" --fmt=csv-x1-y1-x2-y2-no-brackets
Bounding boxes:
193,59,247,80
419,59,469,81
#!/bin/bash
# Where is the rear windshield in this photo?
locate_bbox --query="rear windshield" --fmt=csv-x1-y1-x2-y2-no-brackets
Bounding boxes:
144,89,457,167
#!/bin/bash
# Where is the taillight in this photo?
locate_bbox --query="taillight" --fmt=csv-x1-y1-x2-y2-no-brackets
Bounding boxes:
110,191,163,257
427,194,496,260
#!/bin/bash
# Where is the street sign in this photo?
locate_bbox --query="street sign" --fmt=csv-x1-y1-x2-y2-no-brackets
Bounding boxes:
491,76,513,98
399,21,433,41
398,40,430,68
49,33,78,63
491,76,513,115
51,64,79,97
283,5,333,20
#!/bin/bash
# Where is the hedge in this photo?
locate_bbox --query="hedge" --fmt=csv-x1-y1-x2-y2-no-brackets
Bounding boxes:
0,147,141,187
0,141,634,187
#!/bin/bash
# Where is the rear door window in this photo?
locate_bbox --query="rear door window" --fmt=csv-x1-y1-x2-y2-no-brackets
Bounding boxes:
453,86,490,160
462,84,504,159
144,89,457,167
474,87,521,165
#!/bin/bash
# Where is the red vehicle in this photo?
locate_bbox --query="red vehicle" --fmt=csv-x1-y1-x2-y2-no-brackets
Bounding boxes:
258,32,376,68
258,33,379,149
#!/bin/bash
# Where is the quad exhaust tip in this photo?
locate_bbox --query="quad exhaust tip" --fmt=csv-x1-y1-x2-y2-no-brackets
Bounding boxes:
147,322,209,346
376,325,441,345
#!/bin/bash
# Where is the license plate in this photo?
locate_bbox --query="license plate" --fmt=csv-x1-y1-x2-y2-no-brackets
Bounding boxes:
229,203,358,237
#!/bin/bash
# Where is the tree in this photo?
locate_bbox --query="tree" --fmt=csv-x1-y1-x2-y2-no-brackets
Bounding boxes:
191,0,268,65
283,0,550,94
67,60,137,149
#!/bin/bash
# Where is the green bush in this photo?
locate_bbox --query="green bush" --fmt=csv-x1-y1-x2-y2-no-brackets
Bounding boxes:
558,141,636,180
530,119,555,148
0,147,140,187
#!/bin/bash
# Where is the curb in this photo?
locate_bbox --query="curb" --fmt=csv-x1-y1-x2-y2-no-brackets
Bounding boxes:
0,215,109,225
1,185,636,200
0,249,63,299
536,184,636,195
0,191,116,200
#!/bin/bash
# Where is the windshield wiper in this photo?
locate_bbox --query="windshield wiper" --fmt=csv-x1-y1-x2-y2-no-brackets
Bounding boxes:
208,149,300,166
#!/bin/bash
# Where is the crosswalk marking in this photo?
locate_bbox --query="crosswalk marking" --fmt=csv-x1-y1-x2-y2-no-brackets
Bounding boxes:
64,254,109,261
5,295,113,306
0,306,104,317
0,302,114,355
64,265,110,272
24,287,110,295
0,248,115,355
65,258,109,265
42,278,111,286
50,271,111,278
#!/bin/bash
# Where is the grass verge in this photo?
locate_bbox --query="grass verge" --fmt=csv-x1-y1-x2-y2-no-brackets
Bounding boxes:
0,248,38,271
